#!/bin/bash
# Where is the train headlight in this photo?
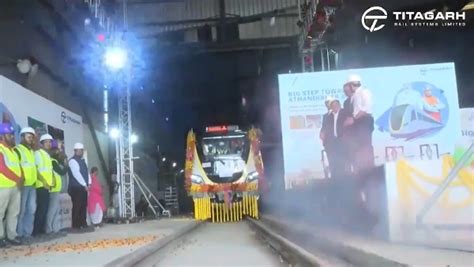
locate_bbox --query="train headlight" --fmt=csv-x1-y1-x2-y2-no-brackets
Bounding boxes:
246,171,259,182
191,174,204,184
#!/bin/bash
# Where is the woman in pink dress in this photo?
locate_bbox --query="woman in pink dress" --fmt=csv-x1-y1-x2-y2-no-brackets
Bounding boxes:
88,167,106,228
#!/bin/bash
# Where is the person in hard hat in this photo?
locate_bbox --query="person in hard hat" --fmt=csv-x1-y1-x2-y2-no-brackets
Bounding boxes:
343,74,375,173
14,127,38,242
45,140,68,236
319,96,336,177
343,83,354,115
68,143,93,232
0,123,24,247
33,134,56,237
324,99,351,179
319,96,335,143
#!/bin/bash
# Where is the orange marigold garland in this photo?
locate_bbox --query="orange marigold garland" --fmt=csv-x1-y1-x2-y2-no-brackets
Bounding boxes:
184,130,195,193
249,128,268,193
185,128,265,196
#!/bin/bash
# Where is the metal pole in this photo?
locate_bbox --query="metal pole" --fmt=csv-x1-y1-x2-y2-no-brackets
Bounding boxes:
297,0,302,21
416,142,474,226
115,139,122,216
301,54,305,72
103,88,108,133
326,46,330,71
320,48,325,71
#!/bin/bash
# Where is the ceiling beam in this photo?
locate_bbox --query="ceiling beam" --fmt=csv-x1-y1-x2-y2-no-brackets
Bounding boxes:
132,5,299,28
151,36,296,55
127,0,182,5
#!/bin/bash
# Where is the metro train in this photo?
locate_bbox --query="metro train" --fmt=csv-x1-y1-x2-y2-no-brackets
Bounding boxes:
185,125,264,222
389,103,444,140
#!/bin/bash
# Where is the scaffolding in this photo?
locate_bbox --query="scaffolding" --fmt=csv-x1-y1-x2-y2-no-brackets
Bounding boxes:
298,0,339,72
117,72,136,218
83,0,170,220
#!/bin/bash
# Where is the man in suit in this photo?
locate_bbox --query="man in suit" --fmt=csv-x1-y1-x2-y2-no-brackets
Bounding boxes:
319,96,334,143
321,99,349,179
343,83,354,115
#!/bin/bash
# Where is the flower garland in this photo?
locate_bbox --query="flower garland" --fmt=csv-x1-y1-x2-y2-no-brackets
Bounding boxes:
185,128,266,195
249,128,268,193
184,130,196,193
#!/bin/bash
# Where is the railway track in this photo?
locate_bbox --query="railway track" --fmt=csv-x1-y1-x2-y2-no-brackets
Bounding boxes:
107,218,358,267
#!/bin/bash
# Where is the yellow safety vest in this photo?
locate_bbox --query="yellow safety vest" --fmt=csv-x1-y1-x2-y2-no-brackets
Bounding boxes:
51,158,62,193
14,144,38,186
35,149,53,189
0,143,21,188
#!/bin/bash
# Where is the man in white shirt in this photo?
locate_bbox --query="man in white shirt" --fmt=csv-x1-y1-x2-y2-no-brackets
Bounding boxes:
343,74,375,173
67,143,93,232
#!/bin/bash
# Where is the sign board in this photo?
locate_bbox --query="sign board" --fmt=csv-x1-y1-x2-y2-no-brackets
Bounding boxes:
278,63,461,189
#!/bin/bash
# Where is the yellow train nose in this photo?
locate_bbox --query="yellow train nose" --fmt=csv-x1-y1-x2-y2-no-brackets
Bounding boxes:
193,196,259,222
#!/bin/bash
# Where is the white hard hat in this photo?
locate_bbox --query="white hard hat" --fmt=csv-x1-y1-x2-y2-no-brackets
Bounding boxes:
74,143,84,150
39,134,53,142
325,96,335,104
20,127,35,136
345,74,362,84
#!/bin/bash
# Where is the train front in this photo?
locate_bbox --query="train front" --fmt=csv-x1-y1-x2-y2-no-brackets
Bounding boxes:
185,125,264,222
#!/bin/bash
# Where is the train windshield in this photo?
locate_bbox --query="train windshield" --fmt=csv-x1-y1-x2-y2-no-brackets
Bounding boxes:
198,131,249,182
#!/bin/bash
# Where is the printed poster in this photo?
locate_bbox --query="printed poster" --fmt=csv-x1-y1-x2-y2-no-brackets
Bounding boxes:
278,63,461,189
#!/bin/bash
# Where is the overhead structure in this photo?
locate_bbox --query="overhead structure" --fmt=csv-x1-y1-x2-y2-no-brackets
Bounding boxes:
297,0,340,72
83,0,168,220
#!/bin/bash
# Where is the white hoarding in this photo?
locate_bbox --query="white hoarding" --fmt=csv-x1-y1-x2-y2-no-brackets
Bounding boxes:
0,75,83,157
278,63,461,189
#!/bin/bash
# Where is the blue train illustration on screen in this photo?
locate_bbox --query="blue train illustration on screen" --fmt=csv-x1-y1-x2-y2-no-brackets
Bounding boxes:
376,82,449,141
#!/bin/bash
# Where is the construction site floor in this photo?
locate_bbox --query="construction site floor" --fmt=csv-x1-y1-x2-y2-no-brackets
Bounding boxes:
0,218,196,267
262,214,474,267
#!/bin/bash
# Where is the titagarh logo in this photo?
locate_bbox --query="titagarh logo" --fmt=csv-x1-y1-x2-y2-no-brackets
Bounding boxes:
61,111,67,123
361,6,466,32
60,111,81,125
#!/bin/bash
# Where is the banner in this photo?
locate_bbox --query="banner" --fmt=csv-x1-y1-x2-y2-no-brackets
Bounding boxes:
0,75,83,156
384,157,473,245
278,63,461,189
455,108,474,164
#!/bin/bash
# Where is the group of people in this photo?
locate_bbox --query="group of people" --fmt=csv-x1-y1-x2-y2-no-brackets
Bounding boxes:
0,123,105,248
320,74,375,179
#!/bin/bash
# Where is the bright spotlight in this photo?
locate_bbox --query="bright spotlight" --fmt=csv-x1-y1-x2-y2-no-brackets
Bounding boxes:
131,134,138,144
110,128,120,139
162,157,166,162
104,47,127,71
172,162,177,168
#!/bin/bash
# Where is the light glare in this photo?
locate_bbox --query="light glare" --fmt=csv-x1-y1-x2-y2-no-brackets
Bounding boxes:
131,134,138,144
104,47,127,71
110,128,120,139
